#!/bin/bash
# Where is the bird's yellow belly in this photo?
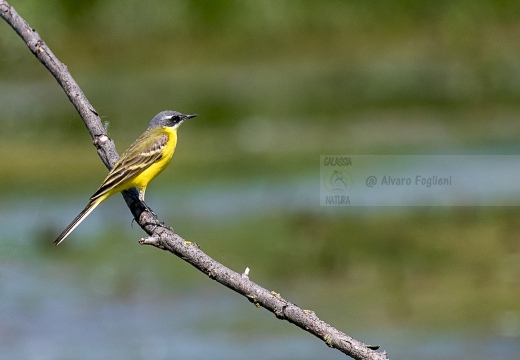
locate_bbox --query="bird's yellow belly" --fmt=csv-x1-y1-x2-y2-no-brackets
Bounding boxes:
131,156,171,188
129,127,178,189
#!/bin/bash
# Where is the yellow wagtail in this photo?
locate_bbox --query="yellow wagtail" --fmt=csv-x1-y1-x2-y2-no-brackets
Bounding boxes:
54,110,197,245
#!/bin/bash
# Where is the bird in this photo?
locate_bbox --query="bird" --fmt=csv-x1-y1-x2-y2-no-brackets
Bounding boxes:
54,110,197,245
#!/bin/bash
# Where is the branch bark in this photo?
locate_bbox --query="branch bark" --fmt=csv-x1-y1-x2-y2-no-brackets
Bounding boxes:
0,2,388,359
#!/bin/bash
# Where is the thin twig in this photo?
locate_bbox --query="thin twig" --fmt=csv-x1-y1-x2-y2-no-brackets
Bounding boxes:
0,2,388,359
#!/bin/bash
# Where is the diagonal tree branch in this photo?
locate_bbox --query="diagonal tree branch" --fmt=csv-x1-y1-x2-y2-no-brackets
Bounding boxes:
0,2,388,359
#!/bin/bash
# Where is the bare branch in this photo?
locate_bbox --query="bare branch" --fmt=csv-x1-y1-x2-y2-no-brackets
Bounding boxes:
0,1,388,359
0,2,118,169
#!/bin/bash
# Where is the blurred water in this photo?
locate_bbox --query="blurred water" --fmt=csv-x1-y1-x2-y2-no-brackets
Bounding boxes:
0,255,517,360
0,263,342,360
1,262,519,360
2,162,520,359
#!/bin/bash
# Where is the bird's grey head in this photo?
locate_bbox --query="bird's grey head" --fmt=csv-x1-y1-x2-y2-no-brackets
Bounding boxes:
147,110,198,129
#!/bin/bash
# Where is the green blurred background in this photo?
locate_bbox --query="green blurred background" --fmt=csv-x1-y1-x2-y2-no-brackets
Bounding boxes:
1,1,520,359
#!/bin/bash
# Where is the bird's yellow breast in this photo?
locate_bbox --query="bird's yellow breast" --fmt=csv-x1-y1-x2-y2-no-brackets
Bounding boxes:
130,126,178,189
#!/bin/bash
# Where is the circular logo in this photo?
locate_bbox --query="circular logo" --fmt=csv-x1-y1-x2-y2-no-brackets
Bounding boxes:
322,169,352,193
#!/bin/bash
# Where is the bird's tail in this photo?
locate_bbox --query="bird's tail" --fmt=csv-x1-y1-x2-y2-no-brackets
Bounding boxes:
54,199,101,245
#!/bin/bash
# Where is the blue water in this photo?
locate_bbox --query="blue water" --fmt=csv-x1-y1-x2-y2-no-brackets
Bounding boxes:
0,262,343,360
1,262,519,360
2,169,520,359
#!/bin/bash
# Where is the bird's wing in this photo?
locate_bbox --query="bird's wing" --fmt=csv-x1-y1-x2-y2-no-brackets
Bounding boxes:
90,131,169,201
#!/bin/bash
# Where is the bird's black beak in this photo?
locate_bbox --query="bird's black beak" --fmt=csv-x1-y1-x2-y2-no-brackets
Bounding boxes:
184,114,198,121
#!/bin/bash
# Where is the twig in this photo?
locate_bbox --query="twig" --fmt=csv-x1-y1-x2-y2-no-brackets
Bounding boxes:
0,2,388,359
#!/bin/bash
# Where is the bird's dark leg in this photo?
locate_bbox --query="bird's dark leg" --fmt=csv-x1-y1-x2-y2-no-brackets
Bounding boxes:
138,187,173,231
136,186,156,217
